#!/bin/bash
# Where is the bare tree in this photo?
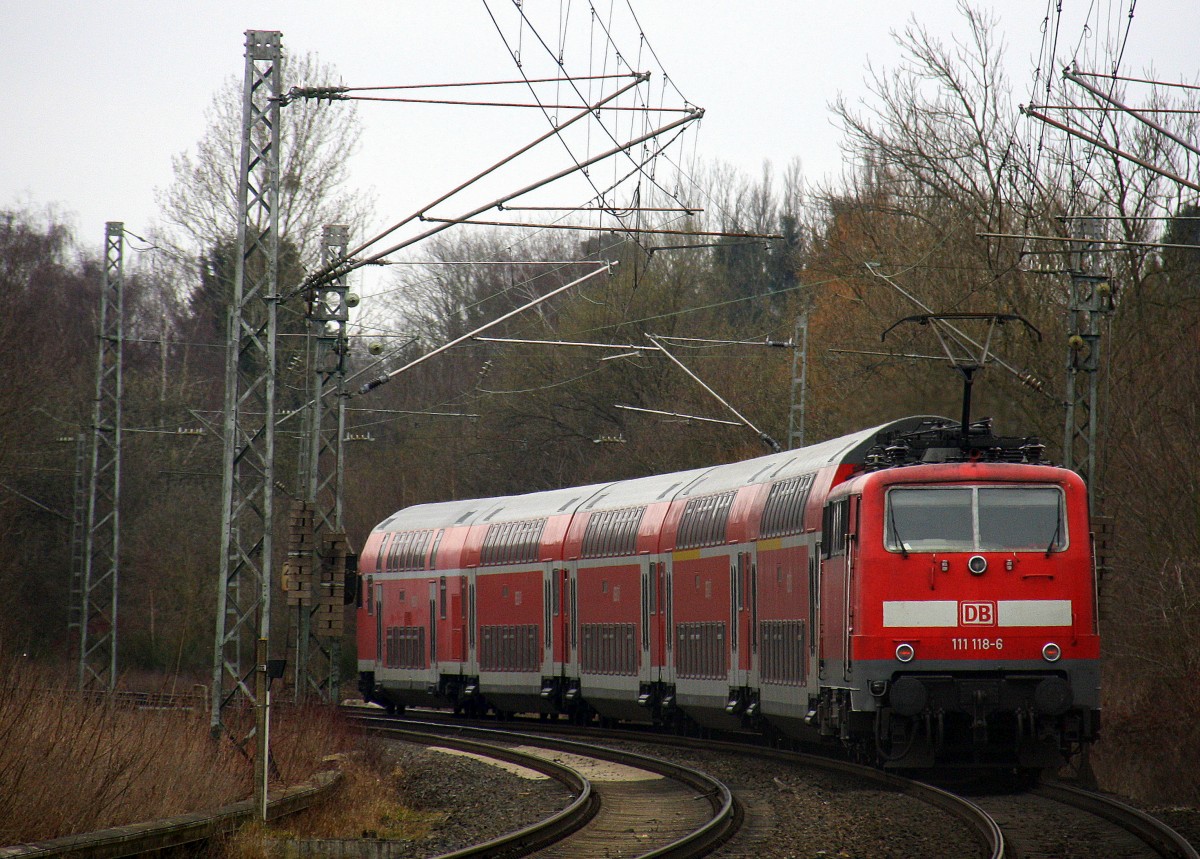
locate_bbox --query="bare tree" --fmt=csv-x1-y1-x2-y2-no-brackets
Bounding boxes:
155,51,372,272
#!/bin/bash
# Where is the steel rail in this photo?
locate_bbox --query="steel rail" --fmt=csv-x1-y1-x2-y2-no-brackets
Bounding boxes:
357,721,599,858
353,714,740,858
348,707,1000,859
1034,782,1200,859
640,733,1004,859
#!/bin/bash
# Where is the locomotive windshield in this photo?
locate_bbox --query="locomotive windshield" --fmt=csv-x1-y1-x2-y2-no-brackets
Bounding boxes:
884,485,1065,553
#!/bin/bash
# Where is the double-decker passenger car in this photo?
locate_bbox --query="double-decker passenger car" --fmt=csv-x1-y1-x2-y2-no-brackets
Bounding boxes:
357,416,1100,769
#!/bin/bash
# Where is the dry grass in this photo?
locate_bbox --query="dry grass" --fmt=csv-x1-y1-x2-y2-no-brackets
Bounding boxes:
218,747,444,858
270,748,445,840
0,657,357,846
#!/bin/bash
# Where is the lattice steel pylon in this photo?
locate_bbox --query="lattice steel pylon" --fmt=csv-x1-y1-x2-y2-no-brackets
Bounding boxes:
786,312,808,449
211,30,282,736
79,222,125,691
66,432,87,662
1062,222,1114,511
293,224,351,703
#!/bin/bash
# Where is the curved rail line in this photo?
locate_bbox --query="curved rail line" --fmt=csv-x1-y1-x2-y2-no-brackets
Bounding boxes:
352,720,599,857
356,706,1196,859
1030,782,1198,859
350,707,996,858
351,713,740,858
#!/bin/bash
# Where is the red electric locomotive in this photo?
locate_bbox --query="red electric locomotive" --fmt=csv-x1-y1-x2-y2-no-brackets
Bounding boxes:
356,416,1100,769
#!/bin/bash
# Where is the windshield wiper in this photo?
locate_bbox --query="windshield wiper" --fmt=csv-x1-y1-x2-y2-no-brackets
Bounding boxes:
1045,514,1061,557
889,503,909,558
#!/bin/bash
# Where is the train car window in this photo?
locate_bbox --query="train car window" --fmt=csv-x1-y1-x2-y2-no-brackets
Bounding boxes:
482,519,548,565
885,486,1066,552
439,576,447,620
978,487,1065,551
469,583,476,649
677,491,736,550
386,534,401,573
366,575,374,614
429,529,444,570
582,506,647,558
737,553,747,610
375,534,390,574
760,473,816,537
570,577,578,649
822,499,849,558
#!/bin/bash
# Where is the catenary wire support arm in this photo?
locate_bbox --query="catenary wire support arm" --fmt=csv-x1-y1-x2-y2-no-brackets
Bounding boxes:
474,336,645,351
1020,105,1200,194
419,217,783,241
307,106,701,293
646,334,781,453
978,231,1200,253
614,403,742,427
1063,69,1200,160
299,74,653,292
358,263,616,395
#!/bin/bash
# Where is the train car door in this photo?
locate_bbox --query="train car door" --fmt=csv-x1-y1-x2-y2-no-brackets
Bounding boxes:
543,563,555,674
663,559,675,686
567,561,579,670
843,496,861,682
747,550,758,683
467,569,477,674
808,547,821,685
639,556,652,684
556,566,570,675
374,582,384,670
428,580,438,672
652,560,667,672
729,553,741,687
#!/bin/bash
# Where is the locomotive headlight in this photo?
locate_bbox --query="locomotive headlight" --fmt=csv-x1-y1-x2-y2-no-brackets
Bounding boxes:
1042,642,1062,662
968,555,988,575
896,643,915,663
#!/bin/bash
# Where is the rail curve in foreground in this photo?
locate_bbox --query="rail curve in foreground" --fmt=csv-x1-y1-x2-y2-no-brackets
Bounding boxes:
967,780,1199,859
351,714,740,858
1031,781,1195,859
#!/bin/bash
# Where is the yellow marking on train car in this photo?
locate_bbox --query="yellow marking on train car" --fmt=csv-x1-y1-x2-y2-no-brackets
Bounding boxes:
673,548,702,562
757,537,783,552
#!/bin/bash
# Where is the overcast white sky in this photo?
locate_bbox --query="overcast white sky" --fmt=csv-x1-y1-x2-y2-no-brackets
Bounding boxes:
2,1,1196,265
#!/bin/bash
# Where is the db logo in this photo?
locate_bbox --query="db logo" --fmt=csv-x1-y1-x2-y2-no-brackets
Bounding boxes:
960,601,996,626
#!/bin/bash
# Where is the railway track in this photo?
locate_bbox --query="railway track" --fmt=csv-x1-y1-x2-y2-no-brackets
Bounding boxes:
350,706,1197,859
968,780,1200,859
349,711,739,858
348,707,997,857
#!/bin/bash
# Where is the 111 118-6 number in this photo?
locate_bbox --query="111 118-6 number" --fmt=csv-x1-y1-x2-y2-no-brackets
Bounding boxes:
951,638,1004,651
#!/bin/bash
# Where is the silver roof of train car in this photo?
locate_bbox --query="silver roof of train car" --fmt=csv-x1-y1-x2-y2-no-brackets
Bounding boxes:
374,416,947,531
